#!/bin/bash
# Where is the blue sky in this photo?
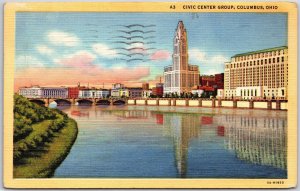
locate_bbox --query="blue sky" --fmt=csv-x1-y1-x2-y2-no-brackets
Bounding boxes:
15,12,287,88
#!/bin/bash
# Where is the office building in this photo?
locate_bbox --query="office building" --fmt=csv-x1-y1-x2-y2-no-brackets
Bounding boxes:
223,46,288,99
163,21,200,95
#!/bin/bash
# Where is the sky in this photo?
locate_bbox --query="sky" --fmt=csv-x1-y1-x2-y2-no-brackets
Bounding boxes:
15,12,287,90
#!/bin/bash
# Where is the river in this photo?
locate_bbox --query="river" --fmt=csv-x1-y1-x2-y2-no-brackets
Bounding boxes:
53,105,287,178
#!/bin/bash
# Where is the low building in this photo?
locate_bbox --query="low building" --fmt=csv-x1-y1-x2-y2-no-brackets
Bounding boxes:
79,88,110,98
78,88,90,98
215,73,224,89
200,75,215,87
111,89,121,97
19,86,43,98
152,83,164,97
128,88,143,98
142,83,149,90
112,83,125,89
142,89,152,98
120,89,129,97
42,87,68,98
68,87,79,99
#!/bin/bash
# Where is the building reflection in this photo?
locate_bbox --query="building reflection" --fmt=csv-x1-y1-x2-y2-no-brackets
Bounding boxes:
215,114,287,170
163,113,200,177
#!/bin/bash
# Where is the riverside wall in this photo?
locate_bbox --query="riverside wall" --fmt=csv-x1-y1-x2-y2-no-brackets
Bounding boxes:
127,98,288,110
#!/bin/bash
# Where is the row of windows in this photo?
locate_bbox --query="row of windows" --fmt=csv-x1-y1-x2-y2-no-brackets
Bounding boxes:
234,49,286,61
227,57,285,69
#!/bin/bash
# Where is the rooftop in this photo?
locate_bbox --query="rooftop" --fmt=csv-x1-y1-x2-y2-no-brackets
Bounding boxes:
232,46,288,58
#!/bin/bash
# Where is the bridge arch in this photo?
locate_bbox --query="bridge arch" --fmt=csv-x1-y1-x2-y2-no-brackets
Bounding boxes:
54,99,71,106
29,99,46,106
113,100,126,105
96,100,111,105
76,99,93,106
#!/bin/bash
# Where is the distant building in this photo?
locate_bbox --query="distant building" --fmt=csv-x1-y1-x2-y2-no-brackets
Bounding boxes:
78,88,110,98
163,21,200,95
223,46,288,99
41,87,68,98
152,83,164,97
19,86,43,98
78,88,90,98
68,87,79,99
120,89,129,97
112,83,125,89
200,75,215,87
111,83,126,97
200,73,224,89
128,88,143,98
142,83,149,90
142,89,152,98
214,73,224,89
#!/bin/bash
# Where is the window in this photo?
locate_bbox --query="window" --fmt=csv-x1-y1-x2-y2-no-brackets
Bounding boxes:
282,57,284,62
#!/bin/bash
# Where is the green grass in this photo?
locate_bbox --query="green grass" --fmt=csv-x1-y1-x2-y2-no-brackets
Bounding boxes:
14,118,78,178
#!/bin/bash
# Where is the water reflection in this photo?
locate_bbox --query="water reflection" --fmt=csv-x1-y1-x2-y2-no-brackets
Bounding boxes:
217,114,287,170
55,105,287,178
163,113,199,177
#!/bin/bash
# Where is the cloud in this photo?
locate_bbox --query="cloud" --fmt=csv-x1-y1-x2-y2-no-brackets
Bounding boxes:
92,43,117,58
55,51,97,68
189,48,228,65
15,66,150,91
36,45,53,55
210,55,228,64
150,50,171,61
203,69,222,75
47,31,79,47
15,55,44,69
189,48,206,61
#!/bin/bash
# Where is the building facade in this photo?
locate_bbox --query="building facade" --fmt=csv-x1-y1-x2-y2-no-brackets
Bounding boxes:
41,87,68,98
164,21,200,95
19,86,43,98
128,88,143,98
78,88,110,98
142,83,149,90
223,46,288,100
68,87,80,99
142,90,152,98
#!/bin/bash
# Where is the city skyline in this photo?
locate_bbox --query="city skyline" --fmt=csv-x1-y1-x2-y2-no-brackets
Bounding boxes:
15,12,287,91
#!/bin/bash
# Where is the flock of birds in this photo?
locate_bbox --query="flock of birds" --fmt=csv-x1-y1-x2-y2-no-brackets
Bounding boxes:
112,24,156,62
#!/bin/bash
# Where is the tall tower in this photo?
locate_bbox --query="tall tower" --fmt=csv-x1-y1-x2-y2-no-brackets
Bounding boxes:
163,21,199,95
173,21,188,71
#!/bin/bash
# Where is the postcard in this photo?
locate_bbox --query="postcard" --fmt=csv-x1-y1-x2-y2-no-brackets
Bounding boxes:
3,2,297,189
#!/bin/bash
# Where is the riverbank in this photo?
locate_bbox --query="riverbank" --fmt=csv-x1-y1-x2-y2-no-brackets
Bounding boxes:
13,94,78,178
13,118,78,178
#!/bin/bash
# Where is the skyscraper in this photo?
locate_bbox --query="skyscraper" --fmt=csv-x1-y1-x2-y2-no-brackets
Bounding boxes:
163,21,200,95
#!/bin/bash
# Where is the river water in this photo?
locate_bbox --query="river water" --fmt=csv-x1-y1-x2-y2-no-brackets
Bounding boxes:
53,105,287,178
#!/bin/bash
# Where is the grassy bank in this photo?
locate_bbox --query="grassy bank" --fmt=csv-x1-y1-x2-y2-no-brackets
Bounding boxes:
14,118,78,178
13,94,78,178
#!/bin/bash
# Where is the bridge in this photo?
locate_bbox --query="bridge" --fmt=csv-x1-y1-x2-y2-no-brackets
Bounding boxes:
28,98,128,106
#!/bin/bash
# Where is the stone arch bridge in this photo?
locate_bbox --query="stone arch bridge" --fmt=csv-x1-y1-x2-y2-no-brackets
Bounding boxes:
28,98,127,106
